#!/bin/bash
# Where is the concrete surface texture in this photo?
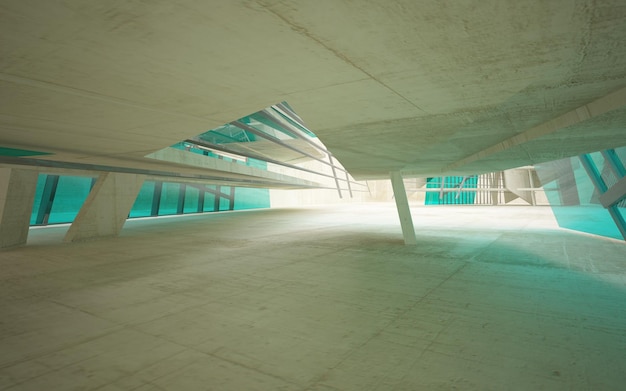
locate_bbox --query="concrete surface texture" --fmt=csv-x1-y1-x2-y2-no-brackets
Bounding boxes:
2,1,626,181
0,168,38,248
1,204,625,390
63,173,146,243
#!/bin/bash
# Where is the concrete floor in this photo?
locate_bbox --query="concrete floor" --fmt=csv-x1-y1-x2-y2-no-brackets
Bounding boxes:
1,204,625,390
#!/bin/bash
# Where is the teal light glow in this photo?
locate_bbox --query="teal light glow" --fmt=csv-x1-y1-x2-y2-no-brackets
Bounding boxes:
30,176,270,226
536,147,626,240
425,176,478,205
0,146,51,157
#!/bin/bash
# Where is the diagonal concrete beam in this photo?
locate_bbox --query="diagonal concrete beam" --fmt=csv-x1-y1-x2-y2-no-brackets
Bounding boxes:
0,168,38,248
64,172,145,242
600,176,626,208
443,86,626,173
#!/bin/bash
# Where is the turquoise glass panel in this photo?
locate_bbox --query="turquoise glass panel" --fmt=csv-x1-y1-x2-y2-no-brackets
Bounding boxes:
219,186,231,211
0,146,51,157
425,176,477,205
183,186,200,213
158,182,180,215
29,174,47,225
546,205,620,239
129,181,155,218
233,188,270,210
173,101,317,170
535,147,626,240
47,176,93,224
30,176,270,226
203,190,216,212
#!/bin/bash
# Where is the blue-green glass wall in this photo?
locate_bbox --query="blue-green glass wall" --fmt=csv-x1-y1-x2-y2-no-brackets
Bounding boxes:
203,187,216,212
127,182,269,216
30,175,93,225
47,176,93,224
29,175,47,225
425,176,477,205
535,147,626,240
30,175,270,225
158,183,180,216
183,186,200,214
129,181,155,218
219,187,231,211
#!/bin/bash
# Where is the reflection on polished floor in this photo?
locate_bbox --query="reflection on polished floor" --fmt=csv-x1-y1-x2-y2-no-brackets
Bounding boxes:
1,204,625,390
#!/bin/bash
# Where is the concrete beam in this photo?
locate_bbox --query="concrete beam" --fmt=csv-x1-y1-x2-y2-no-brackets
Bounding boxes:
444,86,626,173
64,172,145,242
600,176,626,208
503,169,534,205
390,171,417,245
0,168,38,248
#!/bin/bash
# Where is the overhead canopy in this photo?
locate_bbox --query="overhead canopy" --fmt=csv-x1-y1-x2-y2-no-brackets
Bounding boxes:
1,0,626,181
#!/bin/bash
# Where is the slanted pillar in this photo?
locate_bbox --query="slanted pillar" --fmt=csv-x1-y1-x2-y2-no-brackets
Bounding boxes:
0,168,39,248
390,171,417,245
64,172,145,242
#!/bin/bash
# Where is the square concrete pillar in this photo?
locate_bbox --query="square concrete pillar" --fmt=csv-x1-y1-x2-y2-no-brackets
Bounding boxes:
64,172,145,242
0,168,39,248
390,171,417,245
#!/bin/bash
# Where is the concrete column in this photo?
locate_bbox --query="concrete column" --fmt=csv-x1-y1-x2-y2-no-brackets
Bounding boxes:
0,168,39,248
390,171,417,245
490,172,501,205
503,168,534,204
64,172,145,242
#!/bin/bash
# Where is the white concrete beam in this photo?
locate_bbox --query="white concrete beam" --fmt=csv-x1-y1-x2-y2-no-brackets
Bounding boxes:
390,171,417,245
64,172,145,242
503,169,534,205
600,176,626,208
444,86,626,173
0,168,38,248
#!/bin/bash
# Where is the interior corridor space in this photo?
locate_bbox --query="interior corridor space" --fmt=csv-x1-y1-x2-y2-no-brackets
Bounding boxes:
1,204,625,391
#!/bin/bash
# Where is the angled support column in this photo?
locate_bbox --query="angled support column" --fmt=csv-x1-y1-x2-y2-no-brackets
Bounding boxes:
390,171,417,245
64,172,145,242
328,155,343,199
600,176,626,208
490,172,501,205
0,168,39,248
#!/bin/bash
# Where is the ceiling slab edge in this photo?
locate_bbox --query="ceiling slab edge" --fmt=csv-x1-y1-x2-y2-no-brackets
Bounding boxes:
0,156,324,190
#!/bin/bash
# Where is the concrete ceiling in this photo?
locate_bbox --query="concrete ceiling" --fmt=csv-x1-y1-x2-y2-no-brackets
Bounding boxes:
2,0,626,181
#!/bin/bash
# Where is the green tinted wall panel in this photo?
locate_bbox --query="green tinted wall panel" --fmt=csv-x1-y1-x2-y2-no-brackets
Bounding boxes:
233,188,270,210
130,181,155,218
29,174,47,225
219,186,231,211
158,183,180,215
31,175,271,226
425,176,477,205
0,146,51,157
548,205,621,239
47,176,93,224
203,191,216,212
535,148,626,241
183,186,200,213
